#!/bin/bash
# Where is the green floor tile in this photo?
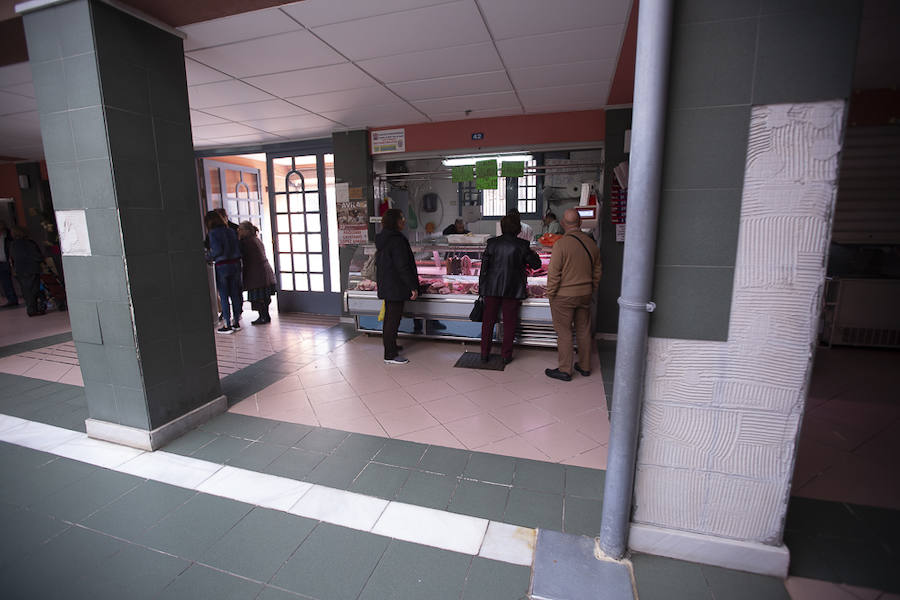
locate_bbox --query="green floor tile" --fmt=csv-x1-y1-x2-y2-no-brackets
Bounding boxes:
333,433,388,460
257,586,306,600
464,452,516,485
417,446,472,476
350,463,411,500
162,429,218,456
28,468,143,522
271,523,390,600
701,564,790,600
199,413,276,440
631,553,713,600
563,496,603,537
83,480,196,541
201,508,316,582
259,422,314,447
462,557,532,600
374,438,428,468
565,465,605,499
137,494,253,559
1,457,97,507
0,507,70,569
263,448,326,481
448,480,510,521
190,434,252,463
304,453,369,488
359,540,472,600
158,564,263,599
296,427,350,453
77,544,191,600
396,470,458,510
504,488,563,531
227,441,289,471
513,459,565,493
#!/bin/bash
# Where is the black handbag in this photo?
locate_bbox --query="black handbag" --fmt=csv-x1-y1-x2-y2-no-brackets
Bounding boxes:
469,297,484,322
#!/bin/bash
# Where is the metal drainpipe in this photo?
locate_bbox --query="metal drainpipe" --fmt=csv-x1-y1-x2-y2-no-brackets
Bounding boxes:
599,0,674,559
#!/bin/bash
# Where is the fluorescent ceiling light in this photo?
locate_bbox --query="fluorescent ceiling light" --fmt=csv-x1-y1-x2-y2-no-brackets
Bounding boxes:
442,157,478,166
498,155,533,162
442,154,532,167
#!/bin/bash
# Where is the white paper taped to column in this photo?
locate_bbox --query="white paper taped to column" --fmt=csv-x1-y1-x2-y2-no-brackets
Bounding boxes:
56,210,92,256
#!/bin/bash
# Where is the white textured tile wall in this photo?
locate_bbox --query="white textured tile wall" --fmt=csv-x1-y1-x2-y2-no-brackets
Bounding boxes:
633,101,846,544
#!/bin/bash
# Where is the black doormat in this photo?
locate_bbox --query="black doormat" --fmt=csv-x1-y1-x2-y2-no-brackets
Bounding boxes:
454,352,506,371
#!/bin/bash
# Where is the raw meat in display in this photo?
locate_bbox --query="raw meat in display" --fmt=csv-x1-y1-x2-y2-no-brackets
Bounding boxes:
356,279,377,291
527,283,546,298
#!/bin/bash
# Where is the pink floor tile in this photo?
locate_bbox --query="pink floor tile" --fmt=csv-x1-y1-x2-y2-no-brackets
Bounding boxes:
562,444,608,470
256,375,303,398
360,389,418,414
375,405,440,437
255,389,312,413
800,414,875,453
319,414,388,437
23,360,76,382
298,368,346,389
784,577,866,600
397,425,466,450
259,405,320,427
346,373,400,395
57,367,84,387
791,437,844,489
794,451,900,510
530,387,606,421
229,397,261,416
404,379,457,403
479,364,533,384
465,385,521,411
488,401,557,434
313,397,371,423
297,357,339,373
853,420,900,469
475,435,550,462
561,408,611,444
443,413,516,449
387,365,436,387
443,371,495,393
420,395,484,423
521,422,600,462
305,381,359,406
502,377,558,401
0,355,41,376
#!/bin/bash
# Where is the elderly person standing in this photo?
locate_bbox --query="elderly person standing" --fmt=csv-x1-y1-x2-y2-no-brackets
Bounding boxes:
237,221,276,325
479,215,541,363
545,209,602,381
8,226,45,316
376,208,419,364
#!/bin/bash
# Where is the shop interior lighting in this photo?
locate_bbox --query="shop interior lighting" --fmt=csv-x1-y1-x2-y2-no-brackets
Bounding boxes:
441,154,532,167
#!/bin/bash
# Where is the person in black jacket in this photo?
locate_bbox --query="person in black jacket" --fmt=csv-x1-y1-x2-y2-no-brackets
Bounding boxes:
8,226,46,317
478,215,541,363
376,208,419,364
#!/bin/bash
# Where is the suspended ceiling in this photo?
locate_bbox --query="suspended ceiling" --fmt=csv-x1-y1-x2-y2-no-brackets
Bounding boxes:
0,0,633,160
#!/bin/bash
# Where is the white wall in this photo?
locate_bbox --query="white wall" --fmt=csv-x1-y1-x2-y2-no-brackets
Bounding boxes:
630,101,846,570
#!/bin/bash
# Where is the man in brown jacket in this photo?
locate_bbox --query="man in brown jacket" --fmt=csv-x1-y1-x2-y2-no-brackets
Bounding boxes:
545,209,602,381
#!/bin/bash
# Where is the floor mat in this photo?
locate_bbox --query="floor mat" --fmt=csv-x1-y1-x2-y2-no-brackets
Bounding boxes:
454,351,506,371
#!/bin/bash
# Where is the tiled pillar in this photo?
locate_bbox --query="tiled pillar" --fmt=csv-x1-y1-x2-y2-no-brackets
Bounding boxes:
22,0,223,450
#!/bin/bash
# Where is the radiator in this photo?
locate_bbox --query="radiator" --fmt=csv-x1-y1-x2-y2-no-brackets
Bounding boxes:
826,278,900,348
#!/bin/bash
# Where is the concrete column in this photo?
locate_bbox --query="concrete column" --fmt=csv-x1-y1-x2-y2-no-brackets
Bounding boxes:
22,0,223,450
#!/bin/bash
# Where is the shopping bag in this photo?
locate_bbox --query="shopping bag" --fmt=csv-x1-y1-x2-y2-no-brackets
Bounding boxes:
378,300,386,321
469,297,484,322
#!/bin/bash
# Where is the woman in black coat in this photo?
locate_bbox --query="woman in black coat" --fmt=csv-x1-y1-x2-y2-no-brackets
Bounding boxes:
478,215,541,363
375,208,419,364
237,221,277,325
8,226,46,317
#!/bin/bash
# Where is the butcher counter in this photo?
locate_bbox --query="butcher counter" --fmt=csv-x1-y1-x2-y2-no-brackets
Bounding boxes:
343,240,558,347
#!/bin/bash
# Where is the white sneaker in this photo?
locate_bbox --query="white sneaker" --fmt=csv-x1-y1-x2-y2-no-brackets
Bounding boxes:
233,322,241,331
384,356,409,364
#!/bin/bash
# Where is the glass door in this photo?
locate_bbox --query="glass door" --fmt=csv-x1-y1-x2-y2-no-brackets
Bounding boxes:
268,152,341,315
203,160,265,240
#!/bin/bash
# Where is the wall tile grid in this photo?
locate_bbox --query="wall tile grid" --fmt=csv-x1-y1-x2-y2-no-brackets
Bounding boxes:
634,100,846,543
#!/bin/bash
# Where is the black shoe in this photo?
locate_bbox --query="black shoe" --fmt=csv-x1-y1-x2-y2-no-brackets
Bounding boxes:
545,368,572,381
502,356,513,365
574,363,591,377
252,317,271,325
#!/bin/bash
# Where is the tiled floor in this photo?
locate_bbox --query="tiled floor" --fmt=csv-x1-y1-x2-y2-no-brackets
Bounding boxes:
0,302,72,346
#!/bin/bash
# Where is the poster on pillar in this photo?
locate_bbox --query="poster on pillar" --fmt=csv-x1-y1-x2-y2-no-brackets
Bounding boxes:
55,210,92,256
336,182,368,245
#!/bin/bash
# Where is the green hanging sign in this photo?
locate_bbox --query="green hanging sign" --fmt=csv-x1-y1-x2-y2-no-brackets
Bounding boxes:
501,161,525,178
452,165,474,182
475,159,498,190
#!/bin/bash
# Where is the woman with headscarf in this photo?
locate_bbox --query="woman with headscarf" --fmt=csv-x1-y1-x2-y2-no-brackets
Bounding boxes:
237,221,276,325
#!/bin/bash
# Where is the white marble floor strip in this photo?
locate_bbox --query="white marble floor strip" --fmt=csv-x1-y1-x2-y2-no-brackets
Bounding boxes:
0,416,536,567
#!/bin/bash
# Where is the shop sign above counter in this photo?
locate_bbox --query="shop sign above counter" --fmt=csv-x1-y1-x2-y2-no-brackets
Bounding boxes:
371,128,405,154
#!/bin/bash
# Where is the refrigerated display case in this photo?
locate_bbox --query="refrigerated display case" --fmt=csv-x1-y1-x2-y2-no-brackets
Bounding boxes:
344,239,557,346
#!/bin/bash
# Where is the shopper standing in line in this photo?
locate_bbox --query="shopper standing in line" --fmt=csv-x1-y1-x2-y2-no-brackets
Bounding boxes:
507,208,534,242
206,211,243,334
8,226,45,317
545,208,602,381
0,221,19,307
237,221,276,325
478,215,541,364
376,208,419,364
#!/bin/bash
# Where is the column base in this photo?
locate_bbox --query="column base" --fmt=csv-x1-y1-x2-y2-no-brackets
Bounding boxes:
628,523,790,578
85,395,227,451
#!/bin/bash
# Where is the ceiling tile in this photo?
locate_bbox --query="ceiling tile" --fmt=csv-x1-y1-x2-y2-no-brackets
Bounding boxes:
2,82,36,98
281,0,454,28
192,122,266,139
412,90,519,114
523,99,607,114
518,82,609,108
479,0,629,40
313,0,490,61
0,91,37,116
189,110,229,126
0,111,40,137
201,99,310,121
188,80,274,108
287,86,400,112
497,25,624,69
244,62,379,97
196,132,288,147
389,71,511,101
241,114,336,133
185,59,231,85
357,42,503,83
319,103,427,128
179,7,303,51
186,31,345,78
0,62,32,88
258,124,336,139
427,105,523,121
509,59,616,90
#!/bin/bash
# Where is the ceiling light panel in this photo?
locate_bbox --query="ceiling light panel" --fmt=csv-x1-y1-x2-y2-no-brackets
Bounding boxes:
413,90,519,114
187,80,274,109
179,8,302,52
508,59,616,90
201,99,311,121
184,59,231,86
497,25,624,69
478,0,629,40
356,41,503,84
287,86,400,113
280,0,454,28
243,62,379,98
389,71,511,101
312,0,490,61
186,31,345,79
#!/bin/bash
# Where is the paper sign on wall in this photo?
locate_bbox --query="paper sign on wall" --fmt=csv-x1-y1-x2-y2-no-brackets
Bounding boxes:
335,182,368,245
371,128,406,154
56,210,91,256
